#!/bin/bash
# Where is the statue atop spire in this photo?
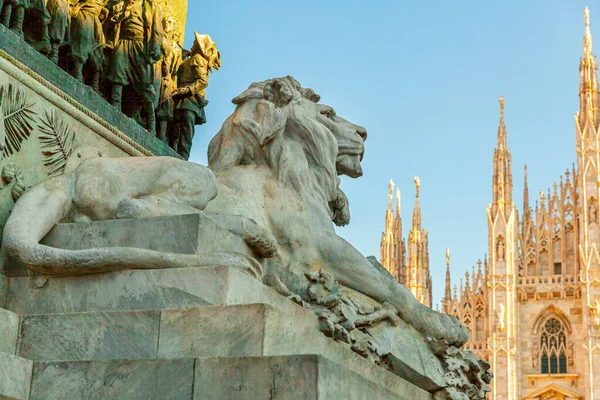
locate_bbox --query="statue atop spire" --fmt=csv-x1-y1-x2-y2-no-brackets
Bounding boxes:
497,96,507,150
579,6,599,127
395,187,401,215
414,176,421,198
388,179,394,209
412,176,422,231
584,6,593,58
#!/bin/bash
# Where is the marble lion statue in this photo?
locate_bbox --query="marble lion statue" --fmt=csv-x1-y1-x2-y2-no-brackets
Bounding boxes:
2,76,468,355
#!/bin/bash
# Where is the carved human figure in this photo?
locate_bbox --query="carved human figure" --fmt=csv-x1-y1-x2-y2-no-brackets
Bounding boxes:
592,299,600,328
496,303,505,332
44,0,70,64
155,11,181,143
497,239,505,262
590,201,597,225
69,0,108,87
170,32,220,159
107,0,163,134
0,0,30,38
532,344,539,367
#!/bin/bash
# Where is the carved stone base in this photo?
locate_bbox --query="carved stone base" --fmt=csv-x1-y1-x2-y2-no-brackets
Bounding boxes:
27,355,427,400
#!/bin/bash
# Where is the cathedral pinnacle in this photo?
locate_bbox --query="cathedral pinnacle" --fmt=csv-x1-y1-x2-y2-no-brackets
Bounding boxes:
395,188,401,216
443,248,452,314
492,96,513,212
579,6,599,127
523,165,529,212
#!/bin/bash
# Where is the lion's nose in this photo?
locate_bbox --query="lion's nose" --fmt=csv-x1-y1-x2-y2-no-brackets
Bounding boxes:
356,126,367,141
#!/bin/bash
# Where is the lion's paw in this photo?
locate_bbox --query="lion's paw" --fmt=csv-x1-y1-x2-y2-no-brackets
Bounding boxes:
241,219,278,258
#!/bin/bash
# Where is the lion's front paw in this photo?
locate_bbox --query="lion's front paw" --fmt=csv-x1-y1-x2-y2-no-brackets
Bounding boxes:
241,219,278,258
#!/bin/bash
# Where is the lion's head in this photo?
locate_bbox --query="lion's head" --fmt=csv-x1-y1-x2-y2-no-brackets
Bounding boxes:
207,76,366,225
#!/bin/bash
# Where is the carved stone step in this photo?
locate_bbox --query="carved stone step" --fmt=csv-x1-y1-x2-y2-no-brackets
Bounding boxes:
0,352,33,400
15,302,447,393
28,355,430,400
7,265,274,315
16,303,321,363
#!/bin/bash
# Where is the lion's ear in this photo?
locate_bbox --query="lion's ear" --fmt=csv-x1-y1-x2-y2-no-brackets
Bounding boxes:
263,78,295,108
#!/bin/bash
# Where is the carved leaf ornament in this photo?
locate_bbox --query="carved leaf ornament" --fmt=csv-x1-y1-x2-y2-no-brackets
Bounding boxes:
38,110,76,176
0,83,36,159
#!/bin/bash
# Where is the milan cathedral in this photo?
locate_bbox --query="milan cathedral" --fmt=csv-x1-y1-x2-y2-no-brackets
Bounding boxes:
381,7,600,400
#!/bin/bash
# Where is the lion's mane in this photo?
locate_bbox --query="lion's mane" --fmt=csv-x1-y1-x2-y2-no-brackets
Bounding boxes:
208,76,341,208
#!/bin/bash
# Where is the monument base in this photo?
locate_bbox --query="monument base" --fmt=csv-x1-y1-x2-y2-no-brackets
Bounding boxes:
2,270,432,400
0,215,444,399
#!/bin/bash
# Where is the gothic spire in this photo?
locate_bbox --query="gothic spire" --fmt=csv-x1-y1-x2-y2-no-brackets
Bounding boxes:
579,6,599,127
443,248,452,313
406,175,431,307
492,96,513,213
381,179,397,275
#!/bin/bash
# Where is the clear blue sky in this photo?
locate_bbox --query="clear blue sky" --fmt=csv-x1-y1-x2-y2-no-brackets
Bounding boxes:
183,1,591,306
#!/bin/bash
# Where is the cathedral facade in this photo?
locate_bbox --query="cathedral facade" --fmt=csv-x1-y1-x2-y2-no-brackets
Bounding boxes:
380,8,600,400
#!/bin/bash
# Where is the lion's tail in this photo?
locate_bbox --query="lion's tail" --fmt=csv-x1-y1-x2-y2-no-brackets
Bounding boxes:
1,177,262,279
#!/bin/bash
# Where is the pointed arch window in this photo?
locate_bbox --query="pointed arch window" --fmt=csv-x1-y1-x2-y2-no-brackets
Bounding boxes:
540,318,568,374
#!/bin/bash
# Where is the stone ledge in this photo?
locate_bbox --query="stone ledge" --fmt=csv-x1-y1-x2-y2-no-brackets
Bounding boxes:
7,265,274,314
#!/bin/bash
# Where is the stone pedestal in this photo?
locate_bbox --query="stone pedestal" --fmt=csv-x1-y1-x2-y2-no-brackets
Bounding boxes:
0,214,443,399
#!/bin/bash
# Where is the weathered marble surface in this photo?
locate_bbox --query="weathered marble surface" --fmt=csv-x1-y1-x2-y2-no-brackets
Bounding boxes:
0,352,33,400
18,310,160,362
0,308,19,355
158,303,325,360
194,355,429,400
26,354,429,400
7,265,270,314
31,359,194,400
